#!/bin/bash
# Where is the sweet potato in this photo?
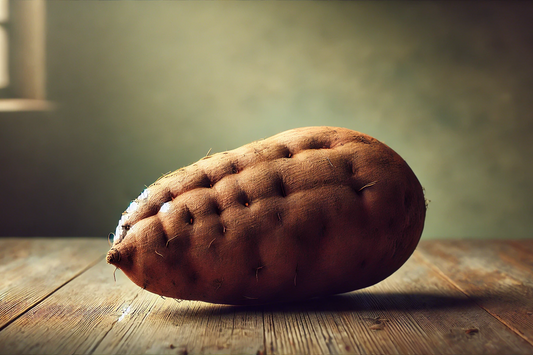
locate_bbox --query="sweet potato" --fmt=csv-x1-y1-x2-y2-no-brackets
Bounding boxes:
107,126,426,305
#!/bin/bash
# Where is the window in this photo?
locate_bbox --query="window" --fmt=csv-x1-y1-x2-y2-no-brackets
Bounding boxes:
0,0,53,112
0,0,9,92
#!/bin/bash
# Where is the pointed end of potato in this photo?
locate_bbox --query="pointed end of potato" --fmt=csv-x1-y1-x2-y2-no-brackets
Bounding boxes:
106,248,121,266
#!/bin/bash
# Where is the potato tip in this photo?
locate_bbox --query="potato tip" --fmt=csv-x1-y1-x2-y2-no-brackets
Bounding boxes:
106,248,121,265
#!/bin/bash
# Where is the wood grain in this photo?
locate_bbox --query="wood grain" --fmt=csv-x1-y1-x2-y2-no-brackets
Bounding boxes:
1,238,533,354
263,250,533,355
417,239,533,347
0,238,105,330
0,254,265,355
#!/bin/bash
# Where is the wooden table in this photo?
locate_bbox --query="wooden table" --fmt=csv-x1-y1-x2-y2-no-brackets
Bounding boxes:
0,238,532,355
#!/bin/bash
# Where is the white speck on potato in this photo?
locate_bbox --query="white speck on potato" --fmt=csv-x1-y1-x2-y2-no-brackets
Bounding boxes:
137,189,149,201
160,201,171,213
114,214,130,243
126,201,139,214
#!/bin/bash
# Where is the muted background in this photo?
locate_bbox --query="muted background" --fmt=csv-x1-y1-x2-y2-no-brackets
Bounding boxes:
1,1,532,239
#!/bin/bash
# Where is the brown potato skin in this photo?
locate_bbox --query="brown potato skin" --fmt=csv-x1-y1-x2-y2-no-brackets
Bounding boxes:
107,126,426,305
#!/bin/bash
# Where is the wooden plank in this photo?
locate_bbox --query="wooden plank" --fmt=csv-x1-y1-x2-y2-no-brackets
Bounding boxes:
0,237,106,330
1,239,533,354
417,239,533,347
91,297,265,355
0,254,265,355
264,249,533,355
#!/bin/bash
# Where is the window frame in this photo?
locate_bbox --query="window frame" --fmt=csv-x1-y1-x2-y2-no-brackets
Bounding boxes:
0,0,53,112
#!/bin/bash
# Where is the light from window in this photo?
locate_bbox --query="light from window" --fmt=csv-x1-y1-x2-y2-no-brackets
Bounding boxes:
0,0,6,23
0,0,8,89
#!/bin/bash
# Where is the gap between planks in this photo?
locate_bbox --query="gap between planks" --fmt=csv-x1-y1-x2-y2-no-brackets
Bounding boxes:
0,253,105,333
415,248,533,348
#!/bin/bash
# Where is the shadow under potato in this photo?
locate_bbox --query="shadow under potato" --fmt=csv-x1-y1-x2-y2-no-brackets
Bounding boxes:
170,290,493,317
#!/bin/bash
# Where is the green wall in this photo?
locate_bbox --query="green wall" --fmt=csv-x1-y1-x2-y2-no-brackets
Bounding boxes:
1,1,532,239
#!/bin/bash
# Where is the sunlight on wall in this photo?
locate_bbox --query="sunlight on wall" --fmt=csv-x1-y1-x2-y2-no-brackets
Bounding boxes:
0,0,9,88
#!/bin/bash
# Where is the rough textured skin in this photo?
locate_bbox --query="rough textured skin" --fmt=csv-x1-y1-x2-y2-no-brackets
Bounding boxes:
107,126,426,305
